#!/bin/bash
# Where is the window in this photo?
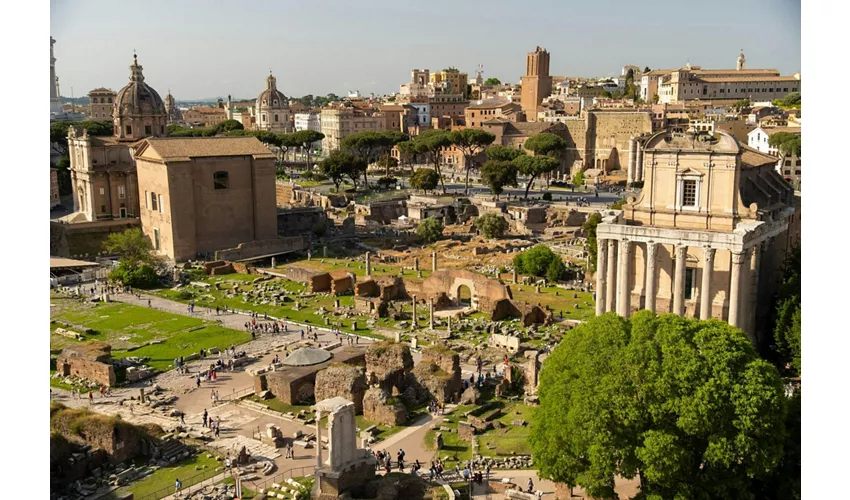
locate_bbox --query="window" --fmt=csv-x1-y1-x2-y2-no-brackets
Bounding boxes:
99,187,105,196
682,179,697,207
792,87,797,92
101,205,106,213
274,114,279,122
160,125,164,135
158,194,164,213
785,160,791,166
108,97,112,103
145,190,149,209
118,185,125,199
126,125,131,134
684,268,695,300
150,192,158,211
796,160,801,166
784,88,788,92
795,170,801,175
214,171,229,190
146,124,153,135
153,228,160,251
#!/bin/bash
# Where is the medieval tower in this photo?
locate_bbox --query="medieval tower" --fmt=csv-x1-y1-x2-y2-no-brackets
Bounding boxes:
521,46,553,120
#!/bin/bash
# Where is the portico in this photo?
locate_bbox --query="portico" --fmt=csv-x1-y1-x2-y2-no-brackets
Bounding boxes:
594,128,797,343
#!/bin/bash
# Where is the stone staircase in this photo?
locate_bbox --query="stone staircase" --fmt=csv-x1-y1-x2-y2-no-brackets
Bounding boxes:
157,437,190,463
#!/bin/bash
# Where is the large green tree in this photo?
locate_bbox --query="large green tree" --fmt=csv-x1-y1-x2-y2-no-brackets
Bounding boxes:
103,228,161,288
341,131,408,188
772,244,801,375
514,155,560,199
520,132,566,196
531,312,789,499
410,168,439,194
448,129,495,194
396,140,420,178
474,212,508,239
319,150,364,191
413,129,452,193
480,160,518,200
292,129,325,170
513,245,564,281
484,77,501,86
485,145,525,163
416,217,443,243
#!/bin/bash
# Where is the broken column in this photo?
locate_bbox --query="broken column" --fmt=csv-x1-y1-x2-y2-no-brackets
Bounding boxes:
429,298,435,329
271,257,276,268
366,252,372,276
323,246,328,258
432,251,437,272
447,315,452,334
414,258,419,272
308,249,312,260
513,268,518,284
412,295,417,328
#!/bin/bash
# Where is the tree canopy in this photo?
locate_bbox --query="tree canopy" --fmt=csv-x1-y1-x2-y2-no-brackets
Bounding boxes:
319,150,364,191
341,130,408,187
475,212,508,240
413,129,452,193
513,245,565,282
480,160,518,199
50,120,113,157
531,311,789,499
484,77,502,86
485,145,525,162
103,228,161,288
768,132,801,158
524,132,567,157
416,217,443,243
410,168,439,194
448,129,496,193
772,244,801,375
514,155,560,199
582,212,602,272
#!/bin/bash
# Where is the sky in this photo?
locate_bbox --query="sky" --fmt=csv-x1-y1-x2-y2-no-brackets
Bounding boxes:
50,0,801,101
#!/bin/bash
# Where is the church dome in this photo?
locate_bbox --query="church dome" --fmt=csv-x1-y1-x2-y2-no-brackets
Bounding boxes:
113,54,167,140
256,72,288,109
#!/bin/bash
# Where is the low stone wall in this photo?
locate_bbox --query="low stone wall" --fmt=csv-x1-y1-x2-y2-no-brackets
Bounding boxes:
309,273,332,293
355,280,380,297
214,236,307,262
489,333,521,353
210,263,235,275
55,343,116,387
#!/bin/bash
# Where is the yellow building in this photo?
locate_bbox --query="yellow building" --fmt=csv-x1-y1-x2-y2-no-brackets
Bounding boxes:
430,70,469,97
596,129,798,342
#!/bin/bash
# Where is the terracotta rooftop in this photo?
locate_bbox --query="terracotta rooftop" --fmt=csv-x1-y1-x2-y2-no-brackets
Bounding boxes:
468,101,516,110
759,127,802,136
740,145,780,168
698,76,799,83
135,136,276,162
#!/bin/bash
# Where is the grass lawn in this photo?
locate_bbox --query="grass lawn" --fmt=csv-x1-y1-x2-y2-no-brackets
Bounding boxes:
50,296,251,372
249,396,315,417
278,258,433,281
221,477,257,499
115,453,221,499
477,403,535,457
509,284,595,322
355,415,405,441
150,272,393,339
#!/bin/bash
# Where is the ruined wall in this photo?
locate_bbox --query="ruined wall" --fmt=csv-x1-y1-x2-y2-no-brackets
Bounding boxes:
355,279,380,297
262,371,318,405
589,111,653,171
491,298,522,322
282,265,318,283
277,207,329,236
309,273,333,293
275,181,294,206
55,343,116,387
410,346,463,404
314,364,367,414
362,387,407,427
417,269,511,313
214,236,307,262
365,342,413,393
330,274,353,295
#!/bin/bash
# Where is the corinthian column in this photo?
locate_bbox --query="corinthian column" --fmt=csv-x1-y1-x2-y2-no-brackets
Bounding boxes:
746,245,762,338
699,247,716,320
617,240,632,317
644,242,658,313
595,238,608,316
672,244,687,316
728,250,746,328
606,239,618,313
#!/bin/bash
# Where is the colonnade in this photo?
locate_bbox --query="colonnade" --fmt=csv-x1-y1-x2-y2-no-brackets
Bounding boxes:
595,238,764,331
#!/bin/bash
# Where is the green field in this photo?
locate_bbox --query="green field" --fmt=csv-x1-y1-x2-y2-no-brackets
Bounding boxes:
50,296,251,371
508,284,595,321
477,403,535,456
150,272,397,338
115,453,222,499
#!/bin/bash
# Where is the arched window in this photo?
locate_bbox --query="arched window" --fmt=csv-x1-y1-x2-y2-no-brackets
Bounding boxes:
108,97,112,103
214,171,229,190
274,114,279,122
150,192,158,211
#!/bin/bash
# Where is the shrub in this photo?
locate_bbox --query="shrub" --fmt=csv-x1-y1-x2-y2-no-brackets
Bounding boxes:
475,212,508,239
542,192,553,201
110,262,159,288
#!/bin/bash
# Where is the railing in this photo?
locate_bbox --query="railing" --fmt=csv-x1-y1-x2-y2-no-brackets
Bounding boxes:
248,464,316,492
219,385,255,403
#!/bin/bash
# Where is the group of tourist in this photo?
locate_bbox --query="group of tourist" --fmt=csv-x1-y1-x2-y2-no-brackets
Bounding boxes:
428,400,445,416
201,409,222,438
283,442,296,459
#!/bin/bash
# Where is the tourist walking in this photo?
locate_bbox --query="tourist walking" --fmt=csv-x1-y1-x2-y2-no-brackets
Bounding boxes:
175,478,182,495
203,409,208,427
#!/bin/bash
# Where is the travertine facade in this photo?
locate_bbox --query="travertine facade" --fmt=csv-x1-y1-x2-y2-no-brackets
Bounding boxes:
320,105,387,152
133,136,278,262
595,129,798,342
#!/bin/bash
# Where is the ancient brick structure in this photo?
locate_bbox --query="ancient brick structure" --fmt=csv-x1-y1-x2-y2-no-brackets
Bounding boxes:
405,269,511,313
365,342,413,393
55,342,117,387
362,388,407,427
314,364,368,414
410,346,462,404
254,347,365,405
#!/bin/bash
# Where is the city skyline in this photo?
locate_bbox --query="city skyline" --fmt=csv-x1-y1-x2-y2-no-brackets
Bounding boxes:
51,0,800,100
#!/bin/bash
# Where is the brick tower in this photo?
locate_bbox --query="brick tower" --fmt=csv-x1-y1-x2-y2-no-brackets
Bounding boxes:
521,46,553,121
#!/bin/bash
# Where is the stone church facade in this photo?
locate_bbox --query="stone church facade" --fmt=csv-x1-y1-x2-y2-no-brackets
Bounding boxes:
595,129,799,343
67,54,166,222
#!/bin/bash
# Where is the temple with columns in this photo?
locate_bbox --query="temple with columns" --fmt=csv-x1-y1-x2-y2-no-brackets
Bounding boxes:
595,128,799,343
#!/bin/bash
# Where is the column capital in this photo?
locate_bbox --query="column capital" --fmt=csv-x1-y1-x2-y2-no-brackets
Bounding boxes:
731,250,746,265
675,244,688,258
703,246,716,261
